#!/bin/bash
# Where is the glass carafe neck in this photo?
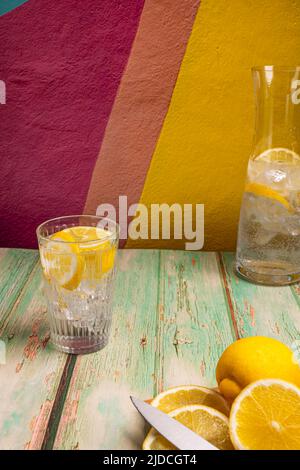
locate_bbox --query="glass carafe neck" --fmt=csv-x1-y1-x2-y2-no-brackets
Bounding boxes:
252,66,300,158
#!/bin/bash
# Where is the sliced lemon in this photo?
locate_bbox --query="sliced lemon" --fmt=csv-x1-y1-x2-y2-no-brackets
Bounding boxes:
230,379,300,450
245,182,291,210
41,230,84,290
66,226,116,279
40,226,116,290
151,385,229,416
142,405,233,450
254,148,300,164
63,226,109,247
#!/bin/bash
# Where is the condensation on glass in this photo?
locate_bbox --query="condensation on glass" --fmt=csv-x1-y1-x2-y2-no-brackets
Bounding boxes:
236,66,300,285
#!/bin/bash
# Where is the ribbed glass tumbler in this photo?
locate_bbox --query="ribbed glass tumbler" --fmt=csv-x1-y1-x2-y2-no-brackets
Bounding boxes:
37,215,119,354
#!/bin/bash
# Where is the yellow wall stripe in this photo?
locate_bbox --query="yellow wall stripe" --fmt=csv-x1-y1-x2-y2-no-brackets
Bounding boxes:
126,0,300,250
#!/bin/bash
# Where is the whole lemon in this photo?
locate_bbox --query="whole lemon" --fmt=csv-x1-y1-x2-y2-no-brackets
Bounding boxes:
216,336,300,402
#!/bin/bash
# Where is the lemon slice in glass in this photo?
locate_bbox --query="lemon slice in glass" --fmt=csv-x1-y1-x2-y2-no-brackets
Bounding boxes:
41,230,84,290
245,182,291,211
254,148,300,164
64,226,116,279
40,226,116,290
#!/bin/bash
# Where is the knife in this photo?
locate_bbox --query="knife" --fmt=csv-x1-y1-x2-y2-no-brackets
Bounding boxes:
130,396,219,451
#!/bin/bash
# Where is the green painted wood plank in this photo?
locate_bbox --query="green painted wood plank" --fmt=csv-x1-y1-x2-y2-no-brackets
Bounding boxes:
0,261,68,450
53,250,160,450
290,283,300,308
220,252,300,348
4,249,297,450
42,355,77,450
155,251,234,392
0,249,38,328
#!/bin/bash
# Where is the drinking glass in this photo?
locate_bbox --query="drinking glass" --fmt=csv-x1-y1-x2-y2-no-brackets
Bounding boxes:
37,215,119,354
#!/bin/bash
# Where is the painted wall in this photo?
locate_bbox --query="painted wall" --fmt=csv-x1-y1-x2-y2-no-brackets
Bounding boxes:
1,0,300,249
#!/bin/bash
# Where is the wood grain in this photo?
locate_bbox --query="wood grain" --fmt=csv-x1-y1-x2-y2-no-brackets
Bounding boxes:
220,253,300,346
0,263,68,449
0,249,38,329
0,248,299,450
54,251,235,449
53,250,160,450
155,251,234,391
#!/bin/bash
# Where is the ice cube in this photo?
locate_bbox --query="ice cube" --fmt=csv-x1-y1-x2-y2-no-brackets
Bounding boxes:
266,168,286,183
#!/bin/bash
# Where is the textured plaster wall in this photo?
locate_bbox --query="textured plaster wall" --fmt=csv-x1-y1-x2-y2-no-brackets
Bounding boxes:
1,0,300,249
127,0,300,250
0,0,144,247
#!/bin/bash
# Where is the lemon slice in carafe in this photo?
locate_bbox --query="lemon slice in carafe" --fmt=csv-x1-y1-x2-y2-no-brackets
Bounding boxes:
254,148,300,164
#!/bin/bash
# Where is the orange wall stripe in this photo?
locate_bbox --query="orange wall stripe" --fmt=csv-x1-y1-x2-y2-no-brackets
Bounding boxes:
84,0,200,246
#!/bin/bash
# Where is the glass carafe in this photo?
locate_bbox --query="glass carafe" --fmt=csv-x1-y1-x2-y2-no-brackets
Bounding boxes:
236,66,300,285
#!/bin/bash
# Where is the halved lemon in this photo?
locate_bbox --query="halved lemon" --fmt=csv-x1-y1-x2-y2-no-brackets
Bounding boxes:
151,385,229,416
230,379,300,450
254,148,300,164
245,182,291,211
142,405,233,450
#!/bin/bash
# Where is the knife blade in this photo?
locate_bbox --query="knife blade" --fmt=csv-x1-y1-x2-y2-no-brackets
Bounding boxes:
130,396,219,451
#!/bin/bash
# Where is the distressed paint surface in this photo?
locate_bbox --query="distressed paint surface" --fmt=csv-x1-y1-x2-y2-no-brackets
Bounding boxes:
220,253,300,346
155,251,234,391
0,262,68,449
0,248,299,449
54,250,159,450
0,249,38,328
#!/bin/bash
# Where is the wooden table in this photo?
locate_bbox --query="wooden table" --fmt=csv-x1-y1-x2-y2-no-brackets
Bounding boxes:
0,248,299,450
